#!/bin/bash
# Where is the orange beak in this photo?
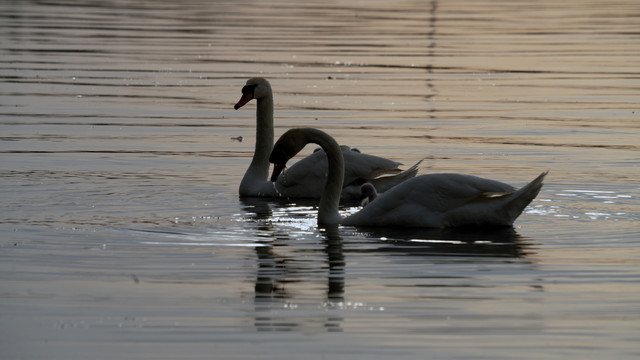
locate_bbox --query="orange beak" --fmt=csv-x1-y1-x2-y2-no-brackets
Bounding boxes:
234,84,257,110
234,91,253,110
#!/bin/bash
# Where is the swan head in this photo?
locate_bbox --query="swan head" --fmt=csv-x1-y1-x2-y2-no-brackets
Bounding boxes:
359,183,378,207
268,128,310,182
234,77,272,110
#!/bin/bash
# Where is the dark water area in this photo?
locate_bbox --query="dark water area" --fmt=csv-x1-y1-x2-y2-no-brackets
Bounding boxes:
1,1,639,359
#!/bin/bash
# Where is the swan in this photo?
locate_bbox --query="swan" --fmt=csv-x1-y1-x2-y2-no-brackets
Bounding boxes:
359,183,378,207
233,77,420,199
269,127,548,227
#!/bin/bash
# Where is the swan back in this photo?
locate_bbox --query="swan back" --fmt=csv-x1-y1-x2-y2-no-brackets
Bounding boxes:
344,172,547,228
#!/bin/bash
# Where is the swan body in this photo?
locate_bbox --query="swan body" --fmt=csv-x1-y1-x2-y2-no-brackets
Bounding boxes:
269,127,547,228
234,77,419,199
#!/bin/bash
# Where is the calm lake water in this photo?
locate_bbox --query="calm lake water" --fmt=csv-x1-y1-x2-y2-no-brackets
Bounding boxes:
1,0,639,359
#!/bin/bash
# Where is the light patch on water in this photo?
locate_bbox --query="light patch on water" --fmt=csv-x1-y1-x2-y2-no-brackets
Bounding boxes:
123,225,272,248
409,239,465,245
585,212,613,220
557,189,635,203
140,241,267,247
564,190,616,194
526,204,559,215
321,301,385,312
341,206,363,217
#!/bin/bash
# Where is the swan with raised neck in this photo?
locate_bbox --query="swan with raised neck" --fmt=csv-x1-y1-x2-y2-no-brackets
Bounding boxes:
234,77,421,199
235,78,274,196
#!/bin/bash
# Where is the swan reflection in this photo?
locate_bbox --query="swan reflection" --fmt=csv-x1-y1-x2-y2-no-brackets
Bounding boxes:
353,226,530,258
241,198,346,332
240,197,535,332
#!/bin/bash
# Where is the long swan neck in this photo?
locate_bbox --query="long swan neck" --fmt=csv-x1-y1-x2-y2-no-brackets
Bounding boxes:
254,95,274,169
306,129,344,225
240,93,274,192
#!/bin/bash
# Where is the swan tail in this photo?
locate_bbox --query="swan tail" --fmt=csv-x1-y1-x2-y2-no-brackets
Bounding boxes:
502,171,548,224
370,160,422,193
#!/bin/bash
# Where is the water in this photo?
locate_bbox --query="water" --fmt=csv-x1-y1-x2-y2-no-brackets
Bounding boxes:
1,0,639,359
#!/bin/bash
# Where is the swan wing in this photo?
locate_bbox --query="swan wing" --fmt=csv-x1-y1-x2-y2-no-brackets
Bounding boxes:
341,160,422,199
341,149,403,184
275,148,405,198
344,173,530,227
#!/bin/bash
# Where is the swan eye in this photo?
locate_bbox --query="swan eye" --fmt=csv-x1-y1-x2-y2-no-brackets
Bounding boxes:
242,83,258,96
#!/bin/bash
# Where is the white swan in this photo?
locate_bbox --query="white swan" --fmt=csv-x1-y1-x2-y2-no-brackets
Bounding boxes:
269,127,548,227
234,77,420,199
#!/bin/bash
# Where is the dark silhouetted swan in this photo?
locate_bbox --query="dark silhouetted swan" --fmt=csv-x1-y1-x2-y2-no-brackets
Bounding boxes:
269,127,547,227
234,77,420,199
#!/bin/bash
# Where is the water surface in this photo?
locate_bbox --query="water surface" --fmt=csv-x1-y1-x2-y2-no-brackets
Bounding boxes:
1,1,639,359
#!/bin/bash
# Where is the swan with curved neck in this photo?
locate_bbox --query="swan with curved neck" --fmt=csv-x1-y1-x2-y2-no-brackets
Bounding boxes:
234,77,420,199
270,128,548,227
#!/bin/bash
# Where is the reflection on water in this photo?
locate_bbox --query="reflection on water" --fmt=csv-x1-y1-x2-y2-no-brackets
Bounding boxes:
357,226,528,258
242,197,346,331
252,225,346,332
1,0,639,359
242,197,536,333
